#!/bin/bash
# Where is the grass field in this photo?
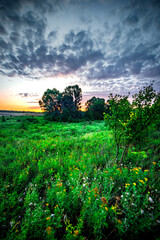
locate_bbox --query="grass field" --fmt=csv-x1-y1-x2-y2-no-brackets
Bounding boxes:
0,116,160,239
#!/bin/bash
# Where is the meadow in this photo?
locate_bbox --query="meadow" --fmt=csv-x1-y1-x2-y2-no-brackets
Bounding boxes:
0,116,160,239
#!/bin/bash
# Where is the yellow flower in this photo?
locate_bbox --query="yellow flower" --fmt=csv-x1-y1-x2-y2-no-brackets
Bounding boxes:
133,183,136,186
46,203,49,206
111,205,116,211
144,169,149,172
144,178,148,181
105,207,108,211
139,180,144,184
46,217,50,220
153,162,156,165
125,183,130,188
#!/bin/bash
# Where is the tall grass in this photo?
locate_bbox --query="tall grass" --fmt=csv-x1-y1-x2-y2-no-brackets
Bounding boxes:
0,116,159,239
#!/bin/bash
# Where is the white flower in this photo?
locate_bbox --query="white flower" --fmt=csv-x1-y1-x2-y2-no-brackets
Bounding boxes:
10,221,14,227
51,214,55,217
29,203,33,206
148,197,154,203
141,209,144,214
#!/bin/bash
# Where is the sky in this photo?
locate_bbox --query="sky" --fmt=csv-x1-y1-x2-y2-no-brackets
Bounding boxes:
0,0,160,111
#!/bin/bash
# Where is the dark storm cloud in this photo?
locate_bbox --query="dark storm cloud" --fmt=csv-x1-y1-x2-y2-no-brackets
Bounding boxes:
48,30,57,39
22,11,46,37
125,13,139,25
0,0,160,94
10,31,20,45
87,62,127,80
0,38,8,50
0,0,53,14
58,30,104,73
0,24,7,34
143,65,160,78
0,27,104,77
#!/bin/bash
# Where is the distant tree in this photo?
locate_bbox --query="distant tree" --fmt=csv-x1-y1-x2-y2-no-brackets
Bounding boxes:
62,85,82,119
39,88,61,120
85,96,106,120
39,85,82,121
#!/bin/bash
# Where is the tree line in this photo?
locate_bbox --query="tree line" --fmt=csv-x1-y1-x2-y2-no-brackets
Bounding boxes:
39,85,108,121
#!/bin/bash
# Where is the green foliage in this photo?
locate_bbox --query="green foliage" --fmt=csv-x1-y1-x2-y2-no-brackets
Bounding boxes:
104,83,160,164
0,119,159,239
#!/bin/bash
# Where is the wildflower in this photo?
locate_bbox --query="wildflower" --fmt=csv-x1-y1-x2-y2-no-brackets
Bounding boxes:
46,217,50,220
152,162,156,165
139,180,144,184
46,226,51,235
133,183,136,186
144,178,148,181
117,219,122,224
148,197,154,203
144,169,149,172
111,205,116,211
74,230,79,236
141,209,144,214
105,207,108,211
125,183,130,188
46,203,49,206
101,197,107,205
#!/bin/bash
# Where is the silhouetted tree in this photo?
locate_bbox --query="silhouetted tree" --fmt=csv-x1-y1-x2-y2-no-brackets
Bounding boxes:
85,96,106,120
39,88,61,120
39,85,82,121
62,85,82,119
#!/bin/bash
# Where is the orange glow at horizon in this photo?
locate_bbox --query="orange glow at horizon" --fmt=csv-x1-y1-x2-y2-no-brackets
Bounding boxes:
0,93,42,112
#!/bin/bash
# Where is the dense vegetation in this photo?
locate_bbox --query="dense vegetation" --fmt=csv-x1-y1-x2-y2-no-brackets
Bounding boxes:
0,114,160,239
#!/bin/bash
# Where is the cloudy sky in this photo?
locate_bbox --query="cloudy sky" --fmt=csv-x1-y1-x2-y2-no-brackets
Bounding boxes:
0,0,160,111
